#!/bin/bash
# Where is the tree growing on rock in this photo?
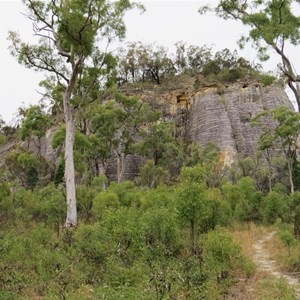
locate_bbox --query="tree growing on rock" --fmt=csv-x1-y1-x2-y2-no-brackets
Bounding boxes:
20,105,52,155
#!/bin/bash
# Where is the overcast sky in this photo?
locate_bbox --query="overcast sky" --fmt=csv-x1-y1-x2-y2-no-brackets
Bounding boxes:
0,0,298,123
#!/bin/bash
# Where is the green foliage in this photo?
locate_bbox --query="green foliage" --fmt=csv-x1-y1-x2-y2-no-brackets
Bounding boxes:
0,178,255,299
91,174,109,192
203,229,244,277
52,126,91,173
259,73,277,86
76,185,95,221
201,49,260,82
5,148,40,189
88,93,159,181
118,42,174,84
117,42,270,85
234,177,264,222
54,160,64,185
201,229,255,299
279,229,297,256
92,190,120,220
254,106,300,193
289,192,300,238
138,160,169,188
255,277,297,300
141,207,180,256
0,181,14,225
263,191,288,224
19,105,51,142
74,223,114,262
201,0,300,110
0,134,6,145
137,121,183,177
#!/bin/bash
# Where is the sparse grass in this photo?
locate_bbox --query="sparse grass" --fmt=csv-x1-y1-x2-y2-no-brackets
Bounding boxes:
226,223,298,300
225,273,296,300
265,232,288,266
263,225,300,274
230,222,268,257
254,276,296,300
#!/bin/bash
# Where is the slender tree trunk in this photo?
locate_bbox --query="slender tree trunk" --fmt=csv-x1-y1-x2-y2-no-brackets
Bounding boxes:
287,158,295,194
266,155,272,193
63,58,83,228
94,158,100,177
294,207,300,239
64,117,77,227
116,152,126,183
190,219,195,254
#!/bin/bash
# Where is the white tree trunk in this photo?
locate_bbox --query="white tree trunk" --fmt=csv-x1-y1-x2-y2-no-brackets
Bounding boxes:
64,117,77,227
116,151,126,183
287,158,295,194
63,59,83,227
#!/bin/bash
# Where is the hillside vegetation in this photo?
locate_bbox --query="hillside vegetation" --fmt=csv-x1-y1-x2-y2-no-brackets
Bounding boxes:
2,0,300,298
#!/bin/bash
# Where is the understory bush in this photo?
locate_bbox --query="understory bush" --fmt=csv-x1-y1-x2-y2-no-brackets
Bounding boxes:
0,180,254,299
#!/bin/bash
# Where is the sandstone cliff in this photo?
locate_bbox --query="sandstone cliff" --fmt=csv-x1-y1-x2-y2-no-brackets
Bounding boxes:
0,78,294,180
120,78,293,169
188,83,293,165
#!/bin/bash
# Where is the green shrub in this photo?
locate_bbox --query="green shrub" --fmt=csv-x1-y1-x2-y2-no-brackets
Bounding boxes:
92,190,120,219
91,174,108,191
141,207,180,256
101,208,145,264
74,223,113,263
263,191,288,224
279,229,297,256
107,181,140,207
76,185,95,221
203,229,244,277
259,74,276,86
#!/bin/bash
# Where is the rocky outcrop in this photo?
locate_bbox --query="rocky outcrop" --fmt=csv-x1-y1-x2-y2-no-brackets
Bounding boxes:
188,83,293,164
0,79,294,179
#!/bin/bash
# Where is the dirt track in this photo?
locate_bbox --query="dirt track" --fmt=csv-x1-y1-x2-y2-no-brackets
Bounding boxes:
253,231,300,299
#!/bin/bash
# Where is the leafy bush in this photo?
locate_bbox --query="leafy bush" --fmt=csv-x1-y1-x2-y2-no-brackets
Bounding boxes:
263,191,288,224
92,190,120,219
141,207,180,256
259,73,276,86
74,223,113,263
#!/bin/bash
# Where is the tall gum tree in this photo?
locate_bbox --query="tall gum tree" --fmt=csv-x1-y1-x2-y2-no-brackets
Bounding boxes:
200,0,300,111
8,0,142,227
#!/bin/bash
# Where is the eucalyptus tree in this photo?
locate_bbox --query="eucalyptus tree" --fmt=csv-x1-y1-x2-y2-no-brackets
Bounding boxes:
252,111,277,192
8,0,141,227
20,105,52,155
272,107,300,194
254,107,300,194
89,93,157,183
200,0,300,110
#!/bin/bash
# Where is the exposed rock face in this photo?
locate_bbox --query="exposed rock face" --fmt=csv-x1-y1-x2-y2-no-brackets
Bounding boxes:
0,79,294,180
0,126,60,168
188,83,293,164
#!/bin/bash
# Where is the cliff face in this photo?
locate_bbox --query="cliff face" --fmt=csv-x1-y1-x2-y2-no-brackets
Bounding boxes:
188,83,293,165
0,80,294,180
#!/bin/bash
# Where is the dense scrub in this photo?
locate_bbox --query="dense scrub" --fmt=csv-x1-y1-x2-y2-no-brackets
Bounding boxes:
0,177,258,299
1,100,300,298
2,158,300,299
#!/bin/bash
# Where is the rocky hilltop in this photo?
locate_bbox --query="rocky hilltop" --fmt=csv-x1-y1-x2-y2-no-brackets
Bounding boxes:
0,77,294,180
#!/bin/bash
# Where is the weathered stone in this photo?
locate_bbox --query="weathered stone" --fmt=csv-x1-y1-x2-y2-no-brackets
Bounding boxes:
188,83,293,164
0,80,294,179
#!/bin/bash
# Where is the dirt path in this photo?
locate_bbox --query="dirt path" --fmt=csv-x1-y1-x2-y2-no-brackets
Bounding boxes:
253,231,300,299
